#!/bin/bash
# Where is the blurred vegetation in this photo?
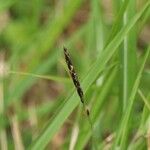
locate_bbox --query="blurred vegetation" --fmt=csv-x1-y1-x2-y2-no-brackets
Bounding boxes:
0,0,150,150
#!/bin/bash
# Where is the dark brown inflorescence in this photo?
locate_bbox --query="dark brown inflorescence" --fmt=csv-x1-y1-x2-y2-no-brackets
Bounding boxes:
63,47,84,103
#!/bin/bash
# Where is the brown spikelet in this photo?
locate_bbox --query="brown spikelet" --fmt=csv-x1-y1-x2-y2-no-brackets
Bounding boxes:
63,47,84,103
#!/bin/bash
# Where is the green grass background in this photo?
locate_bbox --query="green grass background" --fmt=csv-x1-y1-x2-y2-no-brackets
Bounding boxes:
0,0,150,149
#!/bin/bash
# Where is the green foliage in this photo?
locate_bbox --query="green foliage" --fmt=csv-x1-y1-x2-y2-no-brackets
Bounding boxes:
0,0,150,150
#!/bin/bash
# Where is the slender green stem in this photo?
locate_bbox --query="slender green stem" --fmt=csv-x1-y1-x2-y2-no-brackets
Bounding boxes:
82,102,98,150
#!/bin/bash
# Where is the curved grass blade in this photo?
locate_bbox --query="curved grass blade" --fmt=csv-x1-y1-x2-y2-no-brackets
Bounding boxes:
9,71,70,83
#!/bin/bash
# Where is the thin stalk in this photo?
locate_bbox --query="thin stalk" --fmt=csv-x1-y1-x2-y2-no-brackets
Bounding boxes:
116,0,137,148
147,120,150,150
69,122,79,150
0,53,8,150
0,85,8,150
118,0,137,112
83,103,98,150
10,114,24,150
28,104,38,139
9,71,69,83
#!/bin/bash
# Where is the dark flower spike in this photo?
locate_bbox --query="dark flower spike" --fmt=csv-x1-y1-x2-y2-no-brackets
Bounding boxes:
63,47,97,149
63,47,84,103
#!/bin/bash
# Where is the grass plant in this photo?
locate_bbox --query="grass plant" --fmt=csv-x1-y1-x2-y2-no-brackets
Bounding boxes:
0,0,150,149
